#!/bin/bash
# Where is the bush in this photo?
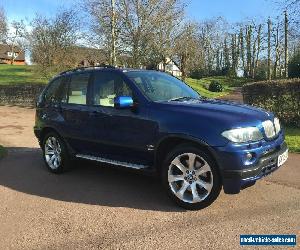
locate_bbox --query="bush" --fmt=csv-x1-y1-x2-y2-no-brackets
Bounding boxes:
242,79,300,127
208,80,223,92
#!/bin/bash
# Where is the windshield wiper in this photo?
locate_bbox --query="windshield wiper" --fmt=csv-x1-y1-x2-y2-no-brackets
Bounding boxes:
168,96,200,102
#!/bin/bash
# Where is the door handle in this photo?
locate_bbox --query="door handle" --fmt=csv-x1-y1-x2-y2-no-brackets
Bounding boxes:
89,111,102,116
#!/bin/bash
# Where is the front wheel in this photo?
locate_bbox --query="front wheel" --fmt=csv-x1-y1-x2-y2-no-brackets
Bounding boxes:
161,144,221,210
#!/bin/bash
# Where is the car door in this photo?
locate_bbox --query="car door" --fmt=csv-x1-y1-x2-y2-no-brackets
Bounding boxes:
88,70,157,166
60,72,94,153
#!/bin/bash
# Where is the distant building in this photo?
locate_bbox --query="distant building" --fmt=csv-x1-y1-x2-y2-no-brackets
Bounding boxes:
75,46,109,67
157,57,182,77
0,44,26,65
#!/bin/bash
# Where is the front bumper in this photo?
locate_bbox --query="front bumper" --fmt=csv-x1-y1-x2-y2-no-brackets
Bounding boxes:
213,132,288,194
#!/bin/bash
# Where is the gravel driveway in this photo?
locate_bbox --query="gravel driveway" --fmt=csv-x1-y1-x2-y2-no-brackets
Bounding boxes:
0,105,299,249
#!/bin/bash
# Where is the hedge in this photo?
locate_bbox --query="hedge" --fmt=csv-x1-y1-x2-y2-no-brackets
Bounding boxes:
0,84,46,107
242,79,300,127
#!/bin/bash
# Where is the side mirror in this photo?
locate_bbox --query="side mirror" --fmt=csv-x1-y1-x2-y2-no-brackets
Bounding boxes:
114,96,134,109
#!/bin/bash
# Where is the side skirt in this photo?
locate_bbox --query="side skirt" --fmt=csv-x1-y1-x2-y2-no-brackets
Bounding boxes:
76,154,150,170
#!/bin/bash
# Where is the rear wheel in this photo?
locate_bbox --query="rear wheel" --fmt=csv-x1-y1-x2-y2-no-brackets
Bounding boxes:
161,144,221,210
42,132,71,173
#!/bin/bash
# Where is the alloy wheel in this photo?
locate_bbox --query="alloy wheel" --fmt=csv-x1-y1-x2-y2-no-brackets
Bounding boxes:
44,136,62,170
168,153,213,203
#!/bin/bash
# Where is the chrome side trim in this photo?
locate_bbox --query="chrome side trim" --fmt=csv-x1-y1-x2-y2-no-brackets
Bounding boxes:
76,154,149,170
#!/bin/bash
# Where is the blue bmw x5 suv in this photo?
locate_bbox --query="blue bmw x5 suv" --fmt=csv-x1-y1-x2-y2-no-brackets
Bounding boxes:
34,66,288,210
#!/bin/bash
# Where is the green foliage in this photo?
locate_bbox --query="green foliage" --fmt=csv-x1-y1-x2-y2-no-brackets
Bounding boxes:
189,67,233,79
254,59,268,80
288,52,300,78
0,145,6,159
0,65,48,85
285,127,300,153
243,79,300,127
208,80,223,92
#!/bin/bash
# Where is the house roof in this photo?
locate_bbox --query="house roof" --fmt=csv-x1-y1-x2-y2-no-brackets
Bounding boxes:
0,44,25,61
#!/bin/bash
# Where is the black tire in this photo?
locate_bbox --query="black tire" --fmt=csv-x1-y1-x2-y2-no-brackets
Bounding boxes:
42,132,72,174
161,143,222,210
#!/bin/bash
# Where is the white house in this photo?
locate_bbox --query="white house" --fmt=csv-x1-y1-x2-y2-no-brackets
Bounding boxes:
157,57,182,77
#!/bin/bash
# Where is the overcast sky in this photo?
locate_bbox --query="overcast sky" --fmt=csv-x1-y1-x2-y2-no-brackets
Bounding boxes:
2,0,280,23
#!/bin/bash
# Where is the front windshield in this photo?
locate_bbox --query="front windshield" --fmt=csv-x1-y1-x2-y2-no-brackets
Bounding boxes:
125,71,200,102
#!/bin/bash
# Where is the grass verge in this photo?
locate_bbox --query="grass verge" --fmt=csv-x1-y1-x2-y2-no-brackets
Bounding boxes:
0,64,48,85
285,127,300,153
185,76,251,98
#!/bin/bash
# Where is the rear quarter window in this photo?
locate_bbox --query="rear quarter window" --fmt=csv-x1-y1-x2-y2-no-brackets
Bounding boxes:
44,77,67,104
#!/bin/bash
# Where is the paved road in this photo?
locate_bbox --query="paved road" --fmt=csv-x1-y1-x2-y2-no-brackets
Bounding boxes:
0,106,299,249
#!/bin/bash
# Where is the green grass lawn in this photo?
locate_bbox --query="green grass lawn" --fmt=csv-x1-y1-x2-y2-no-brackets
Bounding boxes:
0,145,6,159
0,64,48,85
185,76,251,98
285,127,300,153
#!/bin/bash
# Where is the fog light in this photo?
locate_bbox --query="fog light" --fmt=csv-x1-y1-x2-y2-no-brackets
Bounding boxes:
246,152,253,161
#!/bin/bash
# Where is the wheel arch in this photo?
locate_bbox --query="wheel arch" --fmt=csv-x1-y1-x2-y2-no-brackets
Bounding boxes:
39,126,75,158
154,135,220,174
39,126,60,144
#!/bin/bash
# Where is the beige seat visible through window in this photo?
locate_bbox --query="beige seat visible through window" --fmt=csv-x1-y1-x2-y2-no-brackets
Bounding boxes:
99,94,115,107
69,91,86,104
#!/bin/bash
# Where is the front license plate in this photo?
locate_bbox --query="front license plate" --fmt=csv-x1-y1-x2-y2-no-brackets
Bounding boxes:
278,149,288,167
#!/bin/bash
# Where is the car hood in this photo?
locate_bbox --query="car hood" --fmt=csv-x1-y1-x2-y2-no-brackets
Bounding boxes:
158,98,273,127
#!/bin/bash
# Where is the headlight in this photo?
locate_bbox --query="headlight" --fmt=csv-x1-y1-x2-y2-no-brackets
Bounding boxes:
222,127,263,143
274,117,281,134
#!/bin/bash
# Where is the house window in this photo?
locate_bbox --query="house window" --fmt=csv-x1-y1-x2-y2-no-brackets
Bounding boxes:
6,52,19,58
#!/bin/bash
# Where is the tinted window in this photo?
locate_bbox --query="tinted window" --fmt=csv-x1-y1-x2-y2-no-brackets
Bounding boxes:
92,72,133,107
44,77,66,104
68,73,90,105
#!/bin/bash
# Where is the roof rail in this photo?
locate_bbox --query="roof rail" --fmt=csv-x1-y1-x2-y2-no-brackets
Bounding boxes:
59,64,116,75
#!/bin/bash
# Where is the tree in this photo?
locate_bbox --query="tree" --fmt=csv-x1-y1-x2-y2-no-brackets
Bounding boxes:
7,21,26,65
110,0,116,66
246,25,252,77
174,23,197,80
273,22,282,78
29,10,81,77
231,33,238,75
280,0,300,23
85,0,184,68
284,10,289,77
267,18,272,80
254,24,262,78
0,6,7,43
239,27,245,73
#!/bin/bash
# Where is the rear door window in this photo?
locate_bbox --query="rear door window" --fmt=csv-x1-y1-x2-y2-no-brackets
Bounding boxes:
68,73,90,105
